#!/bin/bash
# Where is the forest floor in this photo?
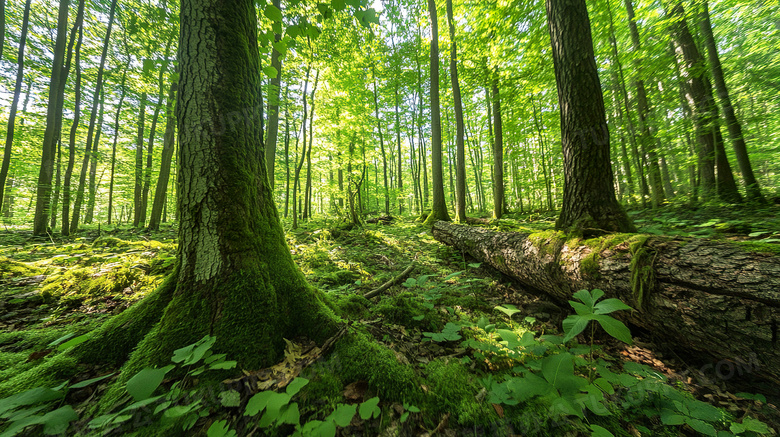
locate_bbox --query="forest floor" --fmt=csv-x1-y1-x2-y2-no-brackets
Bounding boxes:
0,203,779,436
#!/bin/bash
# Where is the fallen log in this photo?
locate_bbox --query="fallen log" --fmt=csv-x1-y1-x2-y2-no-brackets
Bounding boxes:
432,221,780,384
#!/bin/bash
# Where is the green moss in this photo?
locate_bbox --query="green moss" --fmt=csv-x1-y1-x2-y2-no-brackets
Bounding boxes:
577,233,634,279
732,240,780,255
423,360,491,425
0,354,79,397
527,230,567,257
0,257,41,279
629,235,655,310
333,293,371,319
332,329,420,402
372,291,441,330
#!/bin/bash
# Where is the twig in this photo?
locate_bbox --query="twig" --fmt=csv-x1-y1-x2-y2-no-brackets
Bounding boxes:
363,262,416,299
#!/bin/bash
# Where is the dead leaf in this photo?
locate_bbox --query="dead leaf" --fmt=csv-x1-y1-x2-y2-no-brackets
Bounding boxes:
492,403,504,418
344,381,368,400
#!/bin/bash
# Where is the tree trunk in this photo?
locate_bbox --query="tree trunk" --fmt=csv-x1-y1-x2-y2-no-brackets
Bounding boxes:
0,0,5,61
424,0,450,224
546,0,634,234
70,0,117,233
61,2,85,237
77,0,337,379
149,80,177,231
698,0,764,204
490,71,504,220
372,66,390,216
622,0,665,207
264,0,283,189
133,93,147,227
107,64,128,226
447,0,466,223
0,0,32,215
85,92,105,224
304,70,318,220
2,174,14,219
432,221,780,385
292,67,311,229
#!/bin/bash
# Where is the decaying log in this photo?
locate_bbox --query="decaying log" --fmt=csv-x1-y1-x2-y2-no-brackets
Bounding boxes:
432,221,780,384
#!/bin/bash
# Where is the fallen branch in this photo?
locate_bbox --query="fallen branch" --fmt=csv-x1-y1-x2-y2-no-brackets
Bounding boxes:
363,263,416,299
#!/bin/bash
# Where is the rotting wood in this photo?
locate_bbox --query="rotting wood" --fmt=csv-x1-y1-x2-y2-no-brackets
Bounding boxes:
432,221,780,384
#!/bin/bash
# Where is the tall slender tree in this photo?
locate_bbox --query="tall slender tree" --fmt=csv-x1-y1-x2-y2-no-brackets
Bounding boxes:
0,0,32,215
698,0,765,204
546,0,634,234
264,0,284,189
446,0,466,222
424,0,451,224
149,80,178,231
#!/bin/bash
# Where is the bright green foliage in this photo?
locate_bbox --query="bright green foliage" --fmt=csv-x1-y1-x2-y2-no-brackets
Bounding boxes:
562,289,633,344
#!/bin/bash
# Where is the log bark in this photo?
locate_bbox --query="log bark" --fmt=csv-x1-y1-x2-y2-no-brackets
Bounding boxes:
432,221,780,384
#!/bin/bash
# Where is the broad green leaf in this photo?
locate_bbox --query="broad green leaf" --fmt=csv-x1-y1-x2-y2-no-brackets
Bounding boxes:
245,391,274,416
286,377,309,396
210,360,237,370
332,0,347,11
0,387,64,416
589,424,615,437
264,5,283,22
219,390,241,407
207,420,237,437
593,298,633,315
572,289,595,307
660,409,686,425
263,66,279,79
592,315,632,344
125,366,173,401
280,402,300,425
41,406,78,435
163,402,199,420
56,333,90,351
685,418,717,436
359,397,380,420
568,301,592,316
741,416,770,433
495,304,521,318
562,315,591,342
318,420,337,437
331,403,356,427
443,271,462,280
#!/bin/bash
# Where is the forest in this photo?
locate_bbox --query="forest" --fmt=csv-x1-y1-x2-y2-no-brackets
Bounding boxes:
0,0,779,435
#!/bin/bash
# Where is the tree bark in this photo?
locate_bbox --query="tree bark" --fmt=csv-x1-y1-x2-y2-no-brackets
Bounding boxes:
133,93,147,227
264,0,283,189
545,0,634,234
698,0,765,204
424,0,450,224
372,66,390,216
0,0,32,215
432,221,780,384
148,80,177,230
446,0,466,223
61,2,86,237
85,92,105,224
490,70,504,220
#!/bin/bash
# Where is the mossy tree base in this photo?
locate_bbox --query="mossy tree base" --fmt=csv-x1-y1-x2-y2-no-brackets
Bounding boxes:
432,220,780,384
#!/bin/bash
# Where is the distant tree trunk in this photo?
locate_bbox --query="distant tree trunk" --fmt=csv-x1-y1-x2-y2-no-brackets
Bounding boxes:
62,5,85,237
395,83,403,215
149,80,177,231
698,0,765,204
264,0,283,189
85,93,105,224
283,88,291,218
622,0,665,207
0,0,32,215
424,0,451,224
133,93,147,227
292,67,311,229
490,70,504,220
50,139,62,229
531,99,553,211
447,0,466,222
0,0,5,61
546,0,635,234
372,67,390,216
304,70,318,221
2,174,13,219
70,0,117,232
107,47,129,226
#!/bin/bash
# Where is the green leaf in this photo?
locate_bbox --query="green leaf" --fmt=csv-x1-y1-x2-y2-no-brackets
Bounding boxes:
741,416,770,433
56,333,90,351
331,404,356,427
443,271,462,280
569,301,592,316
495,304,522,318
70,373,115,389
686,418,717,436
592,315,632,344
562,315,591,342
41,406,79,435
272,41,287,57
286,377,309,396
317,3,333,19
280,402,300,425
589,424,615,437
263,66,279,79
0,387,64,416
660,409,686,425
572,289,596,307
359,397,380,420
468,263,482,268
207,420,237,437
210,360,237,370
593,298,633,315
264,4,283,21
332,0,347,11
126,366,173,402
245,391,273,416
163,402,199,420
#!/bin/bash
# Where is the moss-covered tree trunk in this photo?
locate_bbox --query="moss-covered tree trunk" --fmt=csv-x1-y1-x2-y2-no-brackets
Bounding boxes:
432,221,780,385
80,0,337,375
546,0,634,234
